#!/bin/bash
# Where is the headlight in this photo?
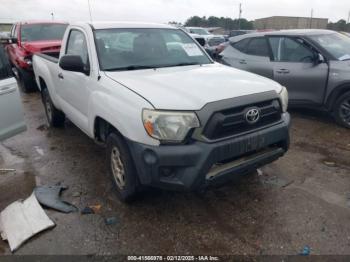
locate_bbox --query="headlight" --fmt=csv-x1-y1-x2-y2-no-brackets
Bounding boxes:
142,109,200,143
279,86,289,113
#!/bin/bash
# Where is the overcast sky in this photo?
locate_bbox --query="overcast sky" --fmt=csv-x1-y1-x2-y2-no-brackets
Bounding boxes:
0,0,349,24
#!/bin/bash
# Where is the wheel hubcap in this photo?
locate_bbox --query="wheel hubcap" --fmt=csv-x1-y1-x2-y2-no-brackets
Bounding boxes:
340,98,350,125
111,146,126,189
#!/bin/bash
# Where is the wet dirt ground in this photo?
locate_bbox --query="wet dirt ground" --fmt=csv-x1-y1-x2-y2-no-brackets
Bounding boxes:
0,92,350,256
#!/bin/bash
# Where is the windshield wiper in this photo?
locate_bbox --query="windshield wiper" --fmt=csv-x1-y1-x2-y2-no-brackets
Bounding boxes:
104,65,158,71
161,62,202,68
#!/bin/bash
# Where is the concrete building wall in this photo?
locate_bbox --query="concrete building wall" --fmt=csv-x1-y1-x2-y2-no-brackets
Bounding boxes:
254,16,328,30
0,23,13,32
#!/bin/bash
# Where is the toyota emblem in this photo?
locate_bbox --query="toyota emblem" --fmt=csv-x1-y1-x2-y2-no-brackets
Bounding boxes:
245,108,260,124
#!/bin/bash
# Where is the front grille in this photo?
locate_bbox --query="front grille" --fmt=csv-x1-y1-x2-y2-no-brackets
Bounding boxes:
203,99,282,140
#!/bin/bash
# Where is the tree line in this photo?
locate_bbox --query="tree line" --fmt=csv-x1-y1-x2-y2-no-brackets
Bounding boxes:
183,16,254,30
181,16,350,32
327,19,350,32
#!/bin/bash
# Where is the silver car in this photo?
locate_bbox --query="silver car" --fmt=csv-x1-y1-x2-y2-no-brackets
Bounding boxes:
221,29,350,128
0,44,26,141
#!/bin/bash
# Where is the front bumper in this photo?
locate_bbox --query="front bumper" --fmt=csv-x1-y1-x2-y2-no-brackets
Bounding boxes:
127,113,290,191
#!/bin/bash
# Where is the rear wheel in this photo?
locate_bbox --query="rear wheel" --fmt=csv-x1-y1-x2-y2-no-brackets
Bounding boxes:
333,91,350,128
106,132,139,202
42,88,65,127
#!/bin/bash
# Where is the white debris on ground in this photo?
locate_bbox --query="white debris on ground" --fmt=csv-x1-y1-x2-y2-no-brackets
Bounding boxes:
0,193,55,252
34,146,45,157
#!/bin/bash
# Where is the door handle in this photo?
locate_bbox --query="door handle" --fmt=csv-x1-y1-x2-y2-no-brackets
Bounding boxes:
58,73,64,79
276,69,290,74
239,60,247,64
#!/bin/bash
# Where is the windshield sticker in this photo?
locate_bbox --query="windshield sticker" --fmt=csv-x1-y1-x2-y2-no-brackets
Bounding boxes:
182,43,202,56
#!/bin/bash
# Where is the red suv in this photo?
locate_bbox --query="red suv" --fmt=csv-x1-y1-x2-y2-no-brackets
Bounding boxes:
6,21,68,92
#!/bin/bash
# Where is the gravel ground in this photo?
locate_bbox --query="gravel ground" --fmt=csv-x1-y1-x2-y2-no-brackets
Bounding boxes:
0,92,349,256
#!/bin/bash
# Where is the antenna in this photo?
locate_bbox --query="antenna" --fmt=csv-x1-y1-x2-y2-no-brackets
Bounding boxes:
87,0,93,22
310,8,313,29
51,12,54,21
238,3,242,30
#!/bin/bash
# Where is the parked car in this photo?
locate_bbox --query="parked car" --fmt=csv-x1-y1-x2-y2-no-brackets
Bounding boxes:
205,36,227,59
228,30,255,38
33,22,290,202
220,29,350,128
0,32,11,44
0,44,26,141
186,27,214,39
5,21,68,92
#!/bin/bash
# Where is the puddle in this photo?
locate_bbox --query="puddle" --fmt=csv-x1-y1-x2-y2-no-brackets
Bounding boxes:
0,171,37,210
0,144,37,210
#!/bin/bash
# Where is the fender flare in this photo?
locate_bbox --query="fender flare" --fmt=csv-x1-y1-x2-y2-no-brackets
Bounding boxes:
326,83,350,111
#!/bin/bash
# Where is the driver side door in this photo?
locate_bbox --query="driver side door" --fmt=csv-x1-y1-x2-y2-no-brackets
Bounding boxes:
268,36,328,105
57,29,91,133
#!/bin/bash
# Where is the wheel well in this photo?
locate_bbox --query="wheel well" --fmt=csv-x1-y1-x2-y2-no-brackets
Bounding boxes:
39,77,47,90
326,85,350,111
94,117,123,144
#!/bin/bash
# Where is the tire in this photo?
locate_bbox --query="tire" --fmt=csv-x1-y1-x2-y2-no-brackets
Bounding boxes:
106,132,139,202
42,88,65,127
333,91,350,129
17,68,37,93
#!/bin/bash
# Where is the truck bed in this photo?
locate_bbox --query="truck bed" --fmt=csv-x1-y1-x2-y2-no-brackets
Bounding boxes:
35,52,60,63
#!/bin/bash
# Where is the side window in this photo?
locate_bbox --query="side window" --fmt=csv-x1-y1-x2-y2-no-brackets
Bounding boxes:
231,38,251,53
245,37,270,57
66,30,90,68
0,47,12,80
268,37,315,62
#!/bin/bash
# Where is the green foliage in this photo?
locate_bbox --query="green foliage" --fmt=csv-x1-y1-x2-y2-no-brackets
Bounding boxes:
184,16,254,30
327,19,350,32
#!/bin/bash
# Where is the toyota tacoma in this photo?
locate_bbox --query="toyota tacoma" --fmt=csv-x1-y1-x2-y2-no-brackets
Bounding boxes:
33,22,290,202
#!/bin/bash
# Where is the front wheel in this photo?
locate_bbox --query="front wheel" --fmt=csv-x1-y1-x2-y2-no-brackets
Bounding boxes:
106,132,139,202
42,88,65,127
333,91,350,129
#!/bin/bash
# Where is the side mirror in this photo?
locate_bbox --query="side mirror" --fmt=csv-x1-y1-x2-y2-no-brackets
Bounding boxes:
59,55,88,75
315,53,325,64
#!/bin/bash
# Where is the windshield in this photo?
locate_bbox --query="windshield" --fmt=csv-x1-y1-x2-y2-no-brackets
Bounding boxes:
189,28,211,35
309,33,350,61
95,28,212,71
21,24,68,42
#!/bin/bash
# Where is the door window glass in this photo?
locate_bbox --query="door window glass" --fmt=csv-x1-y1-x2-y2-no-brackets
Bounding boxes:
245,37,270,57
231,38,250,53
269,37,315,62
66,30,90,67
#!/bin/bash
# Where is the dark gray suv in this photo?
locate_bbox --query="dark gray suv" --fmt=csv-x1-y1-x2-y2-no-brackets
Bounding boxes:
221,29,350,128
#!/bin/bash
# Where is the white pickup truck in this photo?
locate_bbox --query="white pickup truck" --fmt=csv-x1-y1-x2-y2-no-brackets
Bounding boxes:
33,22,290,202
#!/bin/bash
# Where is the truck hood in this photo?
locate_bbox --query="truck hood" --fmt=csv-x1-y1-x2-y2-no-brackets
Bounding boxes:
104,63,282,110
21,40,62,54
